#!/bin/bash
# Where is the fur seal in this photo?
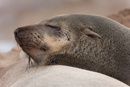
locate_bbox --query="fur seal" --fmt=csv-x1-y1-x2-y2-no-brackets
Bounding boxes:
14,14,130,85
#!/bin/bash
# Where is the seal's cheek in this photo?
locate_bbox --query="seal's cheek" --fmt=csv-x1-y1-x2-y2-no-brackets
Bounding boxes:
23,48,48,64
43,34,68,53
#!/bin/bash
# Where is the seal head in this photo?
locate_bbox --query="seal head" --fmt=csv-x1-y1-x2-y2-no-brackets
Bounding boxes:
14,14,130,85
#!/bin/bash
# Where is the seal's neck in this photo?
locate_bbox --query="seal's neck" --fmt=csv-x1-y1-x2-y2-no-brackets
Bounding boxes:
48,36,107,69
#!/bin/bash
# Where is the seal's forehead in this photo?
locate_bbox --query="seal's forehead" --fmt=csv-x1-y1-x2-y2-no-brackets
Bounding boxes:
40,14,76,24
39,14,91,30
39,16,71,28
39,14,101,25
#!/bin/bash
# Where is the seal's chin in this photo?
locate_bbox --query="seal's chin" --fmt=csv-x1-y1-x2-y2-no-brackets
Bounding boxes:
20,45,49,64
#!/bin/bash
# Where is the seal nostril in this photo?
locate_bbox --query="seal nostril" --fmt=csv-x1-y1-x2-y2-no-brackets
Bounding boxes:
14,28,19,37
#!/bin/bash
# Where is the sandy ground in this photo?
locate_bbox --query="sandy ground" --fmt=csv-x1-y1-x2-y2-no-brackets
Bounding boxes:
0,0,130,52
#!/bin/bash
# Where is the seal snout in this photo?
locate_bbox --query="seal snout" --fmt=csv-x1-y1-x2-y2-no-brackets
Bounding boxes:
14,28,19,37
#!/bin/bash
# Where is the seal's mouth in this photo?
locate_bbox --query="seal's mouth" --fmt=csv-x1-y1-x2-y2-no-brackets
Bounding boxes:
14,28,49,52
17,37,49,52
20,45,48,52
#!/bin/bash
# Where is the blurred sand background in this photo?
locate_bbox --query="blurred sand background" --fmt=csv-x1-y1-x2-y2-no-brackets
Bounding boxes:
1,0,130,53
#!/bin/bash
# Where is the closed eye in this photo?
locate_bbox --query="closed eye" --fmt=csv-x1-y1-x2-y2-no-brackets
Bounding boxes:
46,24,61,31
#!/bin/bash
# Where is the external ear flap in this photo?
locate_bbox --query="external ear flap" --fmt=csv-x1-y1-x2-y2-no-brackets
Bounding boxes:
83,29,101,39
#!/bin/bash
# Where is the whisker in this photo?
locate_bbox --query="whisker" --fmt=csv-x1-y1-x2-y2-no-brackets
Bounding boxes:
26,56,32,71
23,40,45,67
29,39,49,64
36,40,51,55
36,40,55,63
33,34,54,58
37,44,47,65
34,36,55,64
